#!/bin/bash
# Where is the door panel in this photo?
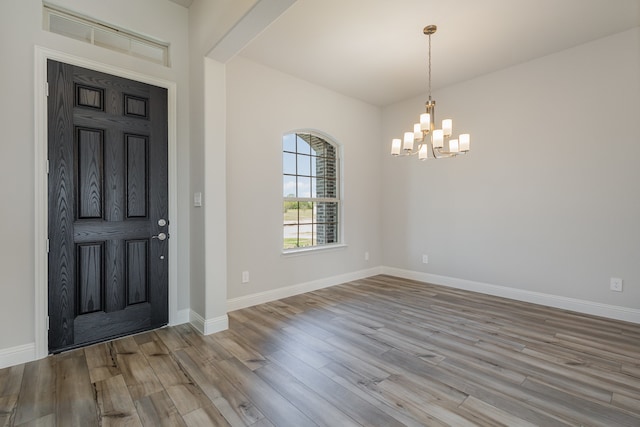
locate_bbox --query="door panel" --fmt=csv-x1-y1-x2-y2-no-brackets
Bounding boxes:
47,60,168,353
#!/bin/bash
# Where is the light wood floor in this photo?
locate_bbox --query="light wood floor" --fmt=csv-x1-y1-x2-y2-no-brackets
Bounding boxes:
2,275,640,426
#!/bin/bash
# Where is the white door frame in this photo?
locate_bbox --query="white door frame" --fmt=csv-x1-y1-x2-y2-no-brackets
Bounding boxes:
34,46,179,360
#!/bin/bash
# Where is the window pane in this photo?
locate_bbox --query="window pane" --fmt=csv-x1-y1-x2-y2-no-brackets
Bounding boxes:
311,177,317,198
297,135,311,154
310,156,317,177
297,176,311,197
323,159,337,180
324,178,337,198
313,142,326,158
317,202,338,223
315,178,324,198
283,133,296,152
298,222,313,247
316,202,338,245
94,28,130,53
297,154,311,176
50,15,92,42
299,201,313,224
315,156,326,178
319,224,337,244
284,201,298,224
283,175,297,197
130,40,165,64
283,152,296,175
324,144,336,159
283,224,299,249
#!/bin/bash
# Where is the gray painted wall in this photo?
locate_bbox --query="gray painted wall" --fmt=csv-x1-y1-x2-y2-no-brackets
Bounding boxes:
0,0,191,353
382,27,640,310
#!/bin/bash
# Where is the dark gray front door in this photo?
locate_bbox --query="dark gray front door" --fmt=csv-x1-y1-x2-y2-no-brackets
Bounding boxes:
47,60,168,353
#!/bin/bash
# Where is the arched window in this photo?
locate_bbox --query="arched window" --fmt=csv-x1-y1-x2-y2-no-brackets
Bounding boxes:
283,132,340,250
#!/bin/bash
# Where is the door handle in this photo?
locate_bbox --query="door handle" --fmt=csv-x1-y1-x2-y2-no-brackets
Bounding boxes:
152,232,168,241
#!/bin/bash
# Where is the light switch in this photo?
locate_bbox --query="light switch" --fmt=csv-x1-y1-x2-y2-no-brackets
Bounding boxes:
194,192,202,207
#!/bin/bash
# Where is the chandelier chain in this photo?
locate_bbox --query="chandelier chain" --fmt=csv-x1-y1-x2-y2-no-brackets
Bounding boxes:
428,32,432,99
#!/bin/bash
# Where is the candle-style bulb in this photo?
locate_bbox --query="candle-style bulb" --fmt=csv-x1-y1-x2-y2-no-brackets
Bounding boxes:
403,132,414,151
442,119,452,137
391,138,401,155
433,129,444,149
418,144,428,160
459,134,470,152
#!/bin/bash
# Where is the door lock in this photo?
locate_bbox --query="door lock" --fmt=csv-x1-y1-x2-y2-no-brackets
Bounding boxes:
152,232,168,241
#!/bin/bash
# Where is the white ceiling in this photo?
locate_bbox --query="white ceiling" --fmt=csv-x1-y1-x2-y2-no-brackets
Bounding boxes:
237,0,640,106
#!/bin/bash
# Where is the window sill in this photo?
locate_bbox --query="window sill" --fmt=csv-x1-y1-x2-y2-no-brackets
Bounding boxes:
281,243,347,257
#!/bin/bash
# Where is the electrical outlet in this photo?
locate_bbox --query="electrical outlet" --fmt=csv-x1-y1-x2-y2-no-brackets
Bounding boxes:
242,271,250,283
422,254,428,264
610,277,623,292
364,251,370,261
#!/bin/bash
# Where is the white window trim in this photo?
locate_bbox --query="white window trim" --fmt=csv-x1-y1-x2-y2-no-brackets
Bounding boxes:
43,3,170,66
281,243,348,257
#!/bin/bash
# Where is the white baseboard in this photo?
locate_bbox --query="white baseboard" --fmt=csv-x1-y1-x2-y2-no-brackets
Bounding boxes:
0,343,36,369
189,310,229,335
382,267,640,325
227,267,384,312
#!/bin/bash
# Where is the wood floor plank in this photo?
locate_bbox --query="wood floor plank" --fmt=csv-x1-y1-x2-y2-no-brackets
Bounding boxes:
85,342,120,384
0,364,24,426
153,327,190,353
55,349,99,427
115,344,164,401
457,396,539,427
611,392,640,414
138,337,211,416
211,331,268,371
174,324,232,362
0,396,18,427
255,362,361,427
322,368,442,427
320,360,450,427
3,274,640,426
13,358,55,425
94,374,142,426
13,413,55,427
173,346,265,426
134,390,185,427
216,356,317,426
266,349,407,427
181,405,231,427
521,377,640,426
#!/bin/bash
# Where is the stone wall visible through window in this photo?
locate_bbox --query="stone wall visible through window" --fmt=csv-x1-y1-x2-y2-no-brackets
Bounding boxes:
283,132,340,250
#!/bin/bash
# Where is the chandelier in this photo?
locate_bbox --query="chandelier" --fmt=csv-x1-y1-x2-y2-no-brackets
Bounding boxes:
391,25,470,160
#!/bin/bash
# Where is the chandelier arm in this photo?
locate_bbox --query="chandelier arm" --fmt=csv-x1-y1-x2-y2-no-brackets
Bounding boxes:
432,147,452,159
432,147,467,158
397,150,421,157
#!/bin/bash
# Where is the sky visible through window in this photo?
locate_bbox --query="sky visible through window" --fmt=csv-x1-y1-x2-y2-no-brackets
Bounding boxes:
283,133,317,198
